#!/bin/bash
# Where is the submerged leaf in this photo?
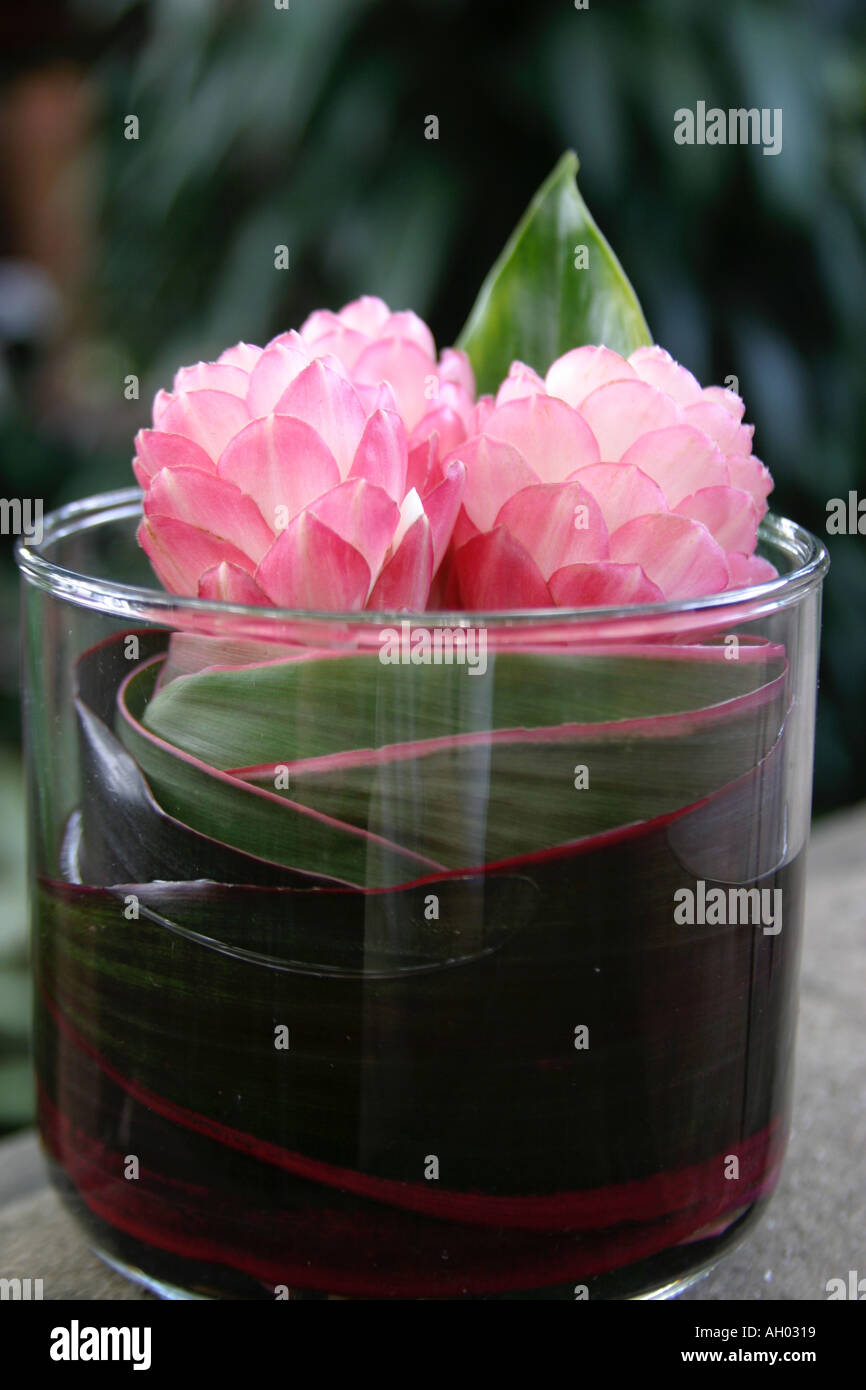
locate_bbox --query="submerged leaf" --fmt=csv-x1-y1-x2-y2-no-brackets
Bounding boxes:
141,643,785,770
116,644,786,887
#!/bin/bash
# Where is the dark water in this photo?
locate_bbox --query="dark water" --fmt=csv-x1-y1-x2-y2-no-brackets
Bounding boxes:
32,835,806,1299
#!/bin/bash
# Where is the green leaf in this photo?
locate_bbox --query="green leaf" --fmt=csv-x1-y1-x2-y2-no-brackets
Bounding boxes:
142,645,784,770
117,660,444,888
287,735,785,868
243,700,788,868
456,151,652,394
119,645,787,887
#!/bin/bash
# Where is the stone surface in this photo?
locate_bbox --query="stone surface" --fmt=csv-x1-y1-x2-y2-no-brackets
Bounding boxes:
1,803,863,1301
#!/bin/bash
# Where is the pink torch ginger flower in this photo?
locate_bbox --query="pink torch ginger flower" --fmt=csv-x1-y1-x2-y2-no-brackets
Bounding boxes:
445,344,776,608
134,303,776,613
133,312,467,610
300,296,477,500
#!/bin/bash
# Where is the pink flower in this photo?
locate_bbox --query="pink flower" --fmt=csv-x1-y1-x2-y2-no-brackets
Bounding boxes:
135,317,777,614
134,332,465,610
445,345,776,608
300,296,477,498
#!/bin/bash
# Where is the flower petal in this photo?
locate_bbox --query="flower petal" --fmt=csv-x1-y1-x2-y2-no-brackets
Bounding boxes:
133,428,217,485
144,466,274,563
198,562,270,606
349,408,408,501
173,362,250,398
438,347,475,398
152,388,173,425
217,414,341,530
549,561,664,607
425,378,474,430
299,308,348,341
255,513,371,610
545,346,636,408
390,487,424,553
353,380,399,415
610,513,729,599
367,514,434,611
472,395,496,433
494,480,609,578
448,434,540,533
579,380,683,460
727,453,773,515
684,399,754,455
726,552,778,589
218,342,263,372
305,296,390,339
571,462,668,534
299,324,369,371
484,393,601,482
495,361,546,405
620,425,728,506
408,404,467,476
422,459,466,572
674,486,759,553
628,345,702,405
275,359,367,478
266,328,318,356
306,478,400,578
384,309,437,359
246,339,312,416
156,390,250,464
352,337,437,430
702,385,745,420
454,527,552,610
406,436,439,498
138,516,256,596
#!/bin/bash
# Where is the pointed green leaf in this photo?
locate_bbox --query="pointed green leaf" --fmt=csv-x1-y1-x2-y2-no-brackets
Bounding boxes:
457,151,652,394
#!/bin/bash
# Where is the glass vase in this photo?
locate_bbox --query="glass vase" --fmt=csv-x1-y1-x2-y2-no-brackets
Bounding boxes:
17,490,828,1300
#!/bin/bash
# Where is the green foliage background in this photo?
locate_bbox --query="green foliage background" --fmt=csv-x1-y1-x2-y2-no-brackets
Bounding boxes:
0,0,863,1129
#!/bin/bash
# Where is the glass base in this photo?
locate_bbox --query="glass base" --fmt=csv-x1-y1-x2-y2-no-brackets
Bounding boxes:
90,1244,721,1301
77,1194,763,1301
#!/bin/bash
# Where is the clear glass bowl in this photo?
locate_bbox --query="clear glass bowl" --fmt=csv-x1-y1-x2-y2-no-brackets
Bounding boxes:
17,490,829,1299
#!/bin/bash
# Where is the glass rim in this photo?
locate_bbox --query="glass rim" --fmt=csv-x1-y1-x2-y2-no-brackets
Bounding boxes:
15,487,830,629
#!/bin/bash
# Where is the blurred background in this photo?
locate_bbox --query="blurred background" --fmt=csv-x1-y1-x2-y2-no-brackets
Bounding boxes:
0,0,863,1132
